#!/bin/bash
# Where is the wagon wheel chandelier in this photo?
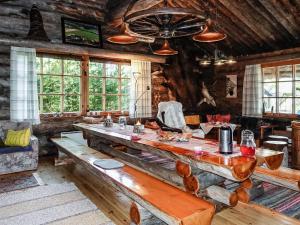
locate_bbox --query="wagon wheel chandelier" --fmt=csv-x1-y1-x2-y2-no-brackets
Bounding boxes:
107,0,227,56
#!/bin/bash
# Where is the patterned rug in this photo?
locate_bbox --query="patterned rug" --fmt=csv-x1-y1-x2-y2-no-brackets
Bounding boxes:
0,173,41,193
0,182,115,225
253,182,300,219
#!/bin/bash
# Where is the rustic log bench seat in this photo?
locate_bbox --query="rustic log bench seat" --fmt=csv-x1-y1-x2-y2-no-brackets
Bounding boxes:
51,137,215,225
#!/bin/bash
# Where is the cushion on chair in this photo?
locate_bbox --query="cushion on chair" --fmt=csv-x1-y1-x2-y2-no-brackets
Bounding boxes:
4,128,31,147
0,145,33,154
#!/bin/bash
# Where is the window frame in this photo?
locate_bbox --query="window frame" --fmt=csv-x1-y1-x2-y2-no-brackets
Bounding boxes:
88,60,131,112
37,55,82,114
262,61,300,116
36,54,131,116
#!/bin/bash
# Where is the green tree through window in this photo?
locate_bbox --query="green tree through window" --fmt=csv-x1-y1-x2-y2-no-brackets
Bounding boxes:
89,61,131,112
37,56,81,113
36,56,131,114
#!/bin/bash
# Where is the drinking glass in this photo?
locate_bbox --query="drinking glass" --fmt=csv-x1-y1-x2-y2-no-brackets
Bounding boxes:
118,116,127,129
240,130,256,156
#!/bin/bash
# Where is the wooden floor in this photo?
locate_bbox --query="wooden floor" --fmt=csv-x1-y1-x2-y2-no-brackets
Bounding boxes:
37,156,300,225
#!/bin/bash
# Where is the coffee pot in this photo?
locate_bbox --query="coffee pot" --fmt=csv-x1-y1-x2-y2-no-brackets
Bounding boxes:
219,126,233,154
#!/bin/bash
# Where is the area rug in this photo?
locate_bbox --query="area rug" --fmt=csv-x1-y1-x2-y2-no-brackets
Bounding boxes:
0,182,115,225
0,173,41,193
253,182,300,219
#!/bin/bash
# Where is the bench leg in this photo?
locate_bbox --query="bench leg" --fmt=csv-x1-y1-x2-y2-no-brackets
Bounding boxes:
130,202,167,225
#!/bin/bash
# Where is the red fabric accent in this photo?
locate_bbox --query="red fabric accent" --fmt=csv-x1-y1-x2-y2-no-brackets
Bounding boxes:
206,114,215,122
215,114,231,123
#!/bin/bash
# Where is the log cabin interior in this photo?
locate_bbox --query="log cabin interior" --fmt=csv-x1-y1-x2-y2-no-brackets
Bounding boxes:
1,0,300,224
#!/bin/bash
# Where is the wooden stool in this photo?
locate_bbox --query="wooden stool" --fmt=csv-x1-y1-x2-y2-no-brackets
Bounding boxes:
263,140,288,167
267,135,289,143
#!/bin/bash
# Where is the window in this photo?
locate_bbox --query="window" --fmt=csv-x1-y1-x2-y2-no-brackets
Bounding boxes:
88,61,131,112
36,55,133,115
262,64,300,114
36,56,81,113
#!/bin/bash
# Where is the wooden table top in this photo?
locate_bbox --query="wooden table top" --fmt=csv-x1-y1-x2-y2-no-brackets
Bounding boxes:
74,123,283,182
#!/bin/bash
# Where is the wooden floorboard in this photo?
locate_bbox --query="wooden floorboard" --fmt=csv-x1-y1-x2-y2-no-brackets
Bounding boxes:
36,156,300,225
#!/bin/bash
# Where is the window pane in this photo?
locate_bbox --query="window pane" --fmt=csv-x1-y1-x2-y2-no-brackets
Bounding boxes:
278,82,292,97
296,65,300,80
89,77,102,93
263,98,276,113
121,95,129,111
121,79,130,94
42,75,61,93
106,64,118,77
295,99,300,114
64,60,81,75
106,78,119,94
42,95,61,113
89,62,103,77
89,95,102,111
36,57,41,74
64,76,80,94
106,95,119,111
121,65,131,78
295,81,300,97
278,98,292,114
64,95,80,112
263,82,276,97
263,67,276,82
278,65,292,81
42,57,62,75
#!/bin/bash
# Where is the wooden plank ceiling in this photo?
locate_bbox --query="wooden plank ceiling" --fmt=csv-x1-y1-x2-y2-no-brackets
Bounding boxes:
16,0,300,57
106,0,300,56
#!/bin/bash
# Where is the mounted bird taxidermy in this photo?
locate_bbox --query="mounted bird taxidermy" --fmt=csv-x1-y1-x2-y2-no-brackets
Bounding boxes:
197,82,216,107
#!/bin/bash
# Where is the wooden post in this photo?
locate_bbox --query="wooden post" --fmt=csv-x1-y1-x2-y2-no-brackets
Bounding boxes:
130,202,166,225
183,172,225,194
205,185,238,207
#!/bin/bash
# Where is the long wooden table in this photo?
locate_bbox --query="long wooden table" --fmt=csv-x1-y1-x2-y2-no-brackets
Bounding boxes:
74,123,283,182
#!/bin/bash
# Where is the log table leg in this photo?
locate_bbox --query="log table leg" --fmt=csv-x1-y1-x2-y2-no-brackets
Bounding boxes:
176,160,239,207
205,185,238,207
236,179,264,203
130,202,167,225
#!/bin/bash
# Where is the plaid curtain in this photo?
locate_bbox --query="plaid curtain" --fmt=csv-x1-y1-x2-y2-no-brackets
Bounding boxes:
242,64,263,117
129,60,152,118
10,47,40,124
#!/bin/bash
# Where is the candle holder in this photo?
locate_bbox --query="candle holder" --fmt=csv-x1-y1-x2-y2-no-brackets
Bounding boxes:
103,114,113,127
133,120,144,134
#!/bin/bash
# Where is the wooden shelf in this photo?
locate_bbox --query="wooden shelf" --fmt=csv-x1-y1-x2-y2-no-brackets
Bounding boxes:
0,37,166,64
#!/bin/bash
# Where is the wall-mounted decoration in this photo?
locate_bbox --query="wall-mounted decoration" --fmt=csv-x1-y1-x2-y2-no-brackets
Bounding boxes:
26,5,49,41
61,17,103,48
197,82,217,107
226,75,237,98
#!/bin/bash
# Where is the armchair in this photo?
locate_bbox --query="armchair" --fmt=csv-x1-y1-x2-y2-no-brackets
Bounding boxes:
0,121,38,175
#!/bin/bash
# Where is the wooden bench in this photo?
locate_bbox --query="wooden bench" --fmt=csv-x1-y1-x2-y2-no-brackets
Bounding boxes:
253,166,300,191
51,137,215,225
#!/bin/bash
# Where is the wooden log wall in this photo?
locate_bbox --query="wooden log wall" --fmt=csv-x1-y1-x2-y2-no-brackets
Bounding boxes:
0,0,170,155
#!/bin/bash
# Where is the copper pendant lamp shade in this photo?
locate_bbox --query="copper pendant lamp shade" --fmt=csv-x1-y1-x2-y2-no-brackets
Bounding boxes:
107,24,138,44
193,19,226,42
193,31,226,42
153,39,178,55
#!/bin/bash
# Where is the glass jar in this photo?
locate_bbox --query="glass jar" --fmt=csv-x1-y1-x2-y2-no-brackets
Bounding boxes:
240,130,256,156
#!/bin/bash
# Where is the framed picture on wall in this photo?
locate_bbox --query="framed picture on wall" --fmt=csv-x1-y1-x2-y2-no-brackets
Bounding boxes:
226,75,237,98
61,17,103,48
